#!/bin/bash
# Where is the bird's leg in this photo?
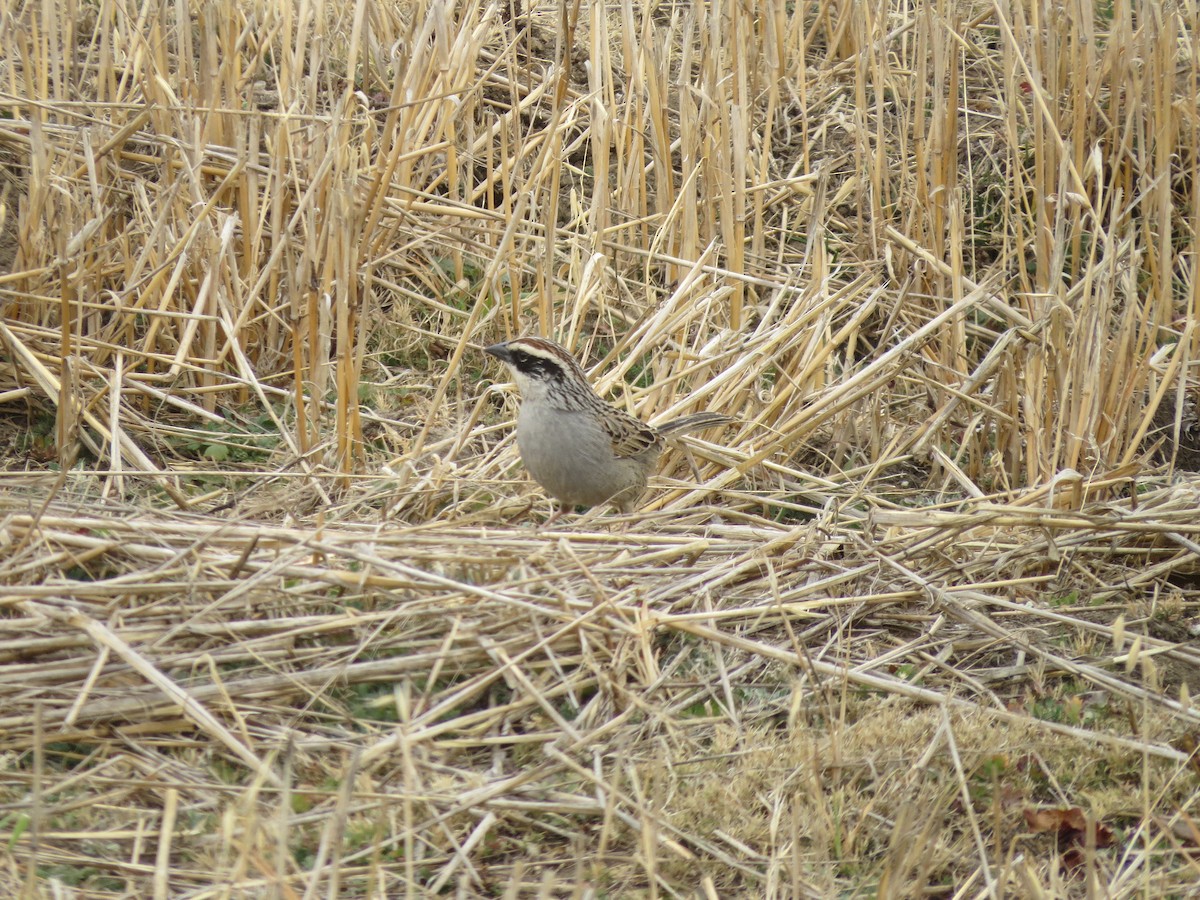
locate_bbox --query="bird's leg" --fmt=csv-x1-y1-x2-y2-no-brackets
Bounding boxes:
542,501,574,528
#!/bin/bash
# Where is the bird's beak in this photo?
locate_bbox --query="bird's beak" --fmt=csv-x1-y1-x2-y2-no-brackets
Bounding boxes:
484,342,512,363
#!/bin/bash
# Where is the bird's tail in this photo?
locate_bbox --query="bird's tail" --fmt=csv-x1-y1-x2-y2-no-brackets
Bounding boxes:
656,412,736,436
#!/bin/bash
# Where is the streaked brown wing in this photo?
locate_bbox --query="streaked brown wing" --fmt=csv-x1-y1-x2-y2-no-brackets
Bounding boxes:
602,409,660,459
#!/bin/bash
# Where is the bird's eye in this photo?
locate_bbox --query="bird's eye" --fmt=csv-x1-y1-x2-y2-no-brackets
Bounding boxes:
510,349,557,378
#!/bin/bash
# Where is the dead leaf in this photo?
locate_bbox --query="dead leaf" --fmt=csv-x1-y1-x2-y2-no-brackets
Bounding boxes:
1024,806,1086,833
1023,806,1114,874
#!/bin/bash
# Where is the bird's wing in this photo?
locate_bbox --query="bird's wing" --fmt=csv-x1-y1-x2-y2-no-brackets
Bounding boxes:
602,409,661,459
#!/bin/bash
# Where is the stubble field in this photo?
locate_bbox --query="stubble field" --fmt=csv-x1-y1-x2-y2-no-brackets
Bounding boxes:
2,0,1200,896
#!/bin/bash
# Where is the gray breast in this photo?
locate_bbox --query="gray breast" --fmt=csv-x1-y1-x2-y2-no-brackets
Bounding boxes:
516,407,648,508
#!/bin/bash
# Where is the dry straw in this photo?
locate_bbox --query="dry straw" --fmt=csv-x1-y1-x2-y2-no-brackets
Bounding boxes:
2,0,1200,895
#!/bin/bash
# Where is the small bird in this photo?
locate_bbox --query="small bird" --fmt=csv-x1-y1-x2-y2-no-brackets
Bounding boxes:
485,336,732,516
